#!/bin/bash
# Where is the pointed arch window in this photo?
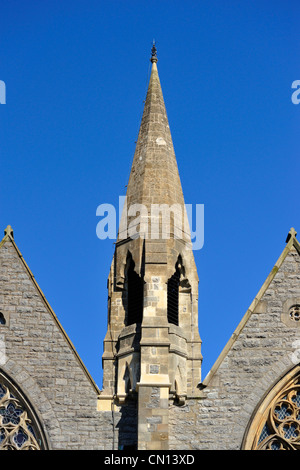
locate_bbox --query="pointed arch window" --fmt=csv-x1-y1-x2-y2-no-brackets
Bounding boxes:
167,266,180,326
0,372,47,450
243,366,300,450
167,256,192,327
125,253,144,326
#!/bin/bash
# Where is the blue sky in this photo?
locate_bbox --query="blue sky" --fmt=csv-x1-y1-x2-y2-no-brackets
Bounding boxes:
0,1,299,388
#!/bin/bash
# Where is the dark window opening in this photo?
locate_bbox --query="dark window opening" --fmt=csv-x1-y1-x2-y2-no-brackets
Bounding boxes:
119,444,138,451
124,366,131,394
0,313,5,325
167,268,180,326
126,256,143,326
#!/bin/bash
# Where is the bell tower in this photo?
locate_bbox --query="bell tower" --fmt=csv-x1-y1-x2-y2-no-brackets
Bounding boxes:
99,44,202,450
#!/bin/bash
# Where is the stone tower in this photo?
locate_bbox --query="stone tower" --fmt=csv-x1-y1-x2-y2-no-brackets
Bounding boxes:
98,45,202,450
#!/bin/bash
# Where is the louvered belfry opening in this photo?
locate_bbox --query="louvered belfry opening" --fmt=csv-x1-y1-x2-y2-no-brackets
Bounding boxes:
167,267,180,326
126,256,144,326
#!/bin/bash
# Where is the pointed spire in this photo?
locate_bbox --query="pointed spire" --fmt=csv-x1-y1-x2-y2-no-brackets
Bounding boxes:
125,44,185,211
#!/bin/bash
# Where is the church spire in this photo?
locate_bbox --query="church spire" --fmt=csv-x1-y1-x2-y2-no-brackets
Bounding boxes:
100,47,202,451
123,42,186,233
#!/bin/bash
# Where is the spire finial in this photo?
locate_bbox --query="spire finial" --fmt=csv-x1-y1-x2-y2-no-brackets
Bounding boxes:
4,225,14,239
286,227,297,243
150,40,158,63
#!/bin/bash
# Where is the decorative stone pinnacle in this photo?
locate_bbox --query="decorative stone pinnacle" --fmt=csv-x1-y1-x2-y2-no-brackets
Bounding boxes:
150,41,158,63
286,227,297,243
4,225,14,239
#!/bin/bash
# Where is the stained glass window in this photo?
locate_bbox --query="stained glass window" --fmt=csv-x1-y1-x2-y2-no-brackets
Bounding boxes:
0,377,45,450
244,368,300,450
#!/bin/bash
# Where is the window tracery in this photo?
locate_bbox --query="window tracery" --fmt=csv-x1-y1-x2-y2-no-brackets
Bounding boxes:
0,381,43,450
289,305,300,323
246,368,300,450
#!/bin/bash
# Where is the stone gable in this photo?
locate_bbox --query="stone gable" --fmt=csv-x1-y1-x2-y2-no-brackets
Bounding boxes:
169,235,300,450
0,232,112,449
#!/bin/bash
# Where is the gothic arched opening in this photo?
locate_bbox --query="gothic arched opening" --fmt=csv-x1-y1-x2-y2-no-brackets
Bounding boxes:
0,370,48,450
243,365,300,450
167,267,180,326
125,253,144,326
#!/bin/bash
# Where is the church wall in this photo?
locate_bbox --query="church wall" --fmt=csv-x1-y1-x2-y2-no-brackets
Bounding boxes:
169,246,300,449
